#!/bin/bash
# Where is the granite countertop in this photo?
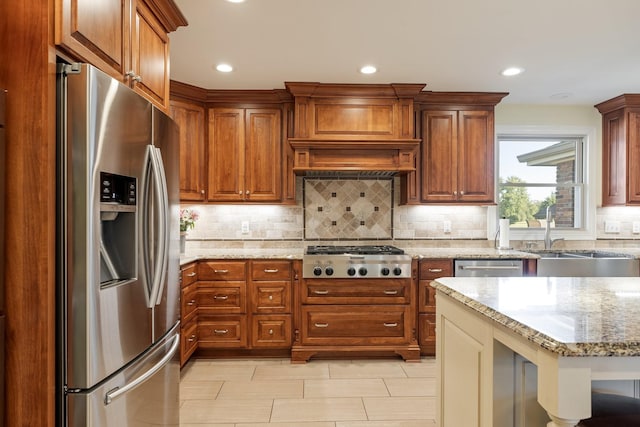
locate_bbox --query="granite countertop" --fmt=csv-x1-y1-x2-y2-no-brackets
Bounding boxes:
433,276,640,357
180,246,539,265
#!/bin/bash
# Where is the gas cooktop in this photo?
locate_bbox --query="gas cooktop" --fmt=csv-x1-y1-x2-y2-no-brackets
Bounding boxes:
303,245,411,278
306,245,405,255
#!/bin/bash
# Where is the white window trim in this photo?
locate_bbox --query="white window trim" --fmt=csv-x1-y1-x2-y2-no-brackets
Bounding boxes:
489,125,597,242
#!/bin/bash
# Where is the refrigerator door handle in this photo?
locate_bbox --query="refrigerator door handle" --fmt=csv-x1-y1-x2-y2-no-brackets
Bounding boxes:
150,146,170,306
142,145,169,308
103,332,180,405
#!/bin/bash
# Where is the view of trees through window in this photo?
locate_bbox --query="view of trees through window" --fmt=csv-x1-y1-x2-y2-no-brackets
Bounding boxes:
498,137,584,229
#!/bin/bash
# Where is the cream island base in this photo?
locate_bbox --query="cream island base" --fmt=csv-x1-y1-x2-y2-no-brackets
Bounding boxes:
433,276,640,427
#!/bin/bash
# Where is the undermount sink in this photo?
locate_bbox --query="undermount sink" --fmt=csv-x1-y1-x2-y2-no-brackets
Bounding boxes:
531,250,640,277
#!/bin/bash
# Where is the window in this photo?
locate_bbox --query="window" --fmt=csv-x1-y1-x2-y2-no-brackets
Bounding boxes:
498,136,585,230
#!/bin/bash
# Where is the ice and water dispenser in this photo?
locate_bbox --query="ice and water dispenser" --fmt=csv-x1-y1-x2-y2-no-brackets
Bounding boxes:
99,172,137,287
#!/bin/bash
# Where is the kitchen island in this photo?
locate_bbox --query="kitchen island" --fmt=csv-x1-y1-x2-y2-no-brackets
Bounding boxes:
432,276,640,427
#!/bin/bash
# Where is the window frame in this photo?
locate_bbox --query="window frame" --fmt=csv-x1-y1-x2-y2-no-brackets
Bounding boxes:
491,125,597,242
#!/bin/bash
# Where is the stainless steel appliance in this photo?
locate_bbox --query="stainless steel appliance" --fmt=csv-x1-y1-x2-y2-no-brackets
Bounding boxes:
454,259,524,277
303,245,412,278
56,63,180,427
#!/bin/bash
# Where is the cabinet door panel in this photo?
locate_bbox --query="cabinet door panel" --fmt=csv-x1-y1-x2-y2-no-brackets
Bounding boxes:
457,110,494,202
170,101,206,201
56,0,130,78
422,110,457,202
208,109,245,201
627,112,640,204
602,109,626,205
245,109,281,201
251,315,292,348
131,1,169,109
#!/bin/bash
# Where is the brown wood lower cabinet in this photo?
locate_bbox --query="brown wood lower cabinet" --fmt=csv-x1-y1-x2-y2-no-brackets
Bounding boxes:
179,259,295,365
198,315,248,348
251,315,292,348
291,260,421,363
417,259,453,356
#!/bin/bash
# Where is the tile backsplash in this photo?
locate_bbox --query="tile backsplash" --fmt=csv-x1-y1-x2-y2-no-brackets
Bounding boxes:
183,177,640,247
304,179,393,240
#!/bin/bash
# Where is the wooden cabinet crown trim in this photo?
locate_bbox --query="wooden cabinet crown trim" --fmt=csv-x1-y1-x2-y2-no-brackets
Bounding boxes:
139,0,188,33
595,94,640,114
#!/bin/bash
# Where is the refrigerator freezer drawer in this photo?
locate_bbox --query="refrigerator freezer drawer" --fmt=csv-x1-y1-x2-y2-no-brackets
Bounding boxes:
67,328,179,427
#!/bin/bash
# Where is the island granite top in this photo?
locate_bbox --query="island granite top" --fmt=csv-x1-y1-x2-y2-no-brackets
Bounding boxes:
433,276,640,357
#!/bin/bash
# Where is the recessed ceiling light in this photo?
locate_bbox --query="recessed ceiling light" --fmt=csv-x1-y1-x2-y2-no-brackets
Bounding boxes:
550,92,572,100
360,65,377,74
501,67,524,77
216,63,233,73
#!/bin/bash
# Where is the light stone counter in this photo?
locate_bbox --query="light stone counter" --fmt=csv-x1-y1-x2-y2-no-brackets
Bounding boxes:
433,276,640,357
432,276,640,427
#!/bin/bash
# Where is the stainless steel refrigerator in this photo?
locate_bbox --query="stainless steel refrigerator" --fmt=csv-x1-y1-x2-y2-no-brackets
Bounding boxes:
56,63,180,426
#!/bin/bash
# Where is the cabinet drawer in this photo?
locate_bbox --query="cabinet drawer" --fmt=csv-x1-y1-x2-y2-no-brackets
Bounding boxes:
198,283,246,313
181,263,198,287
181,282,198,321
198,316,247,347
301,306,411,345
251,315,292,348
251,260,291,280
250,282,291,313
418,281,437,313
419,259,453,280
180,319,198,365
418,313,436,355
302,279,410,304
198,261,246,280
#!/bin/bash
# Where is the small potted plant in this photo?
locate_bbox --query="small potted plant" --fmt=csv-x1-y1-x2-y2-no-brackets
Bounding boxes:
179,208,199,254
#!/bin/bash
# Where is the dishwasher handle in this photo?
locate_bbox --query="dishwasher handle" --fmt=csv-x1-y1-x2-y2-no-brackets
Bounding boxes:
458,265,521,271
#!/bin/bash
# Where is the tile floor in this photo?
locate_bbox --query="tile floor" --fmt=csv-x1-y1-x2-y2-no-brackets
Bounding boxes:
180,357,437,426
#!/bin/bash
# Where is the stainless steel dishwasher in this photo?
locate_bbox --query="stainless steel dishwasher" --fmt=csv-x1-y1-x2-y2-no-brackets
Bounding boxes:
454,259,524,277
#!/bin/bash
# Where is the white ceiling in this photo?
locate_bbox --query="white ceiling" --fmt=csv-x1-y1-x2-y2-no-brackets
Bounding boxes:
169,0,640,105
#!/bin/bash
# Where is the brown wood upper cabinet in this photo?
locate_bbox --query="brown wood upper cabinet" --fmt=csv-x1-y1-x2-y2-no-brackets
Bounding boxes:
595,94,640,206
402,93,507,205
55,0,186,111
170,100,206,201
208,108,282,202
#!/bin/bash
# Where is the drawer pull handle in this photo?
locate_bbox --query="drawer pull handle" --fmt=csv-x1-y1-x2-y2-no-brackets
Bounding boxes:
187,335,197,342
264,269,279,273
213,295,229,300
384,323,398,327
314,323,329,328
384,290,399,295
313,290,329,295
187,300,196,306
214,269,229,273
186,272,197,277
213,329,228,335
428,268,443,273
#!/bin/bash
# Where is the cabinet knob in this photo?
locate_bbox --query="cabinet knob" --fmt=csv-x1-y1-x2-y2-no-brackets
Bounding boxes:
453,191,457,196
268,329,274,335
268,295,273,300
245,190,250,195
460,190,465,195
201,190,205,194
239,190,243,195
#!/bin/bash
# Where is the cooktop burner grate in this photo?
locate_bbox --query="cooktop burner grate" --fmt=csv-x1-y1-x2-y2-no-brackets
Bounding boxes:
306,245,405,255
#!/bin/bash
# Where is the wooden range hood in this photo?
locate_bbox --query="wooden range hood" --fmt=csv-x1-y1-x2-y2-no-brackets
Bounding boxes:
286,82,425,175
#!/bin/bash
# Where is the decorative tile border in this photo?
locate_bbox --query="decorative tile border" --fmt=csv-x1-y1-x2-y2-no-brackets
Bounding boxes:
304,178,393,240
